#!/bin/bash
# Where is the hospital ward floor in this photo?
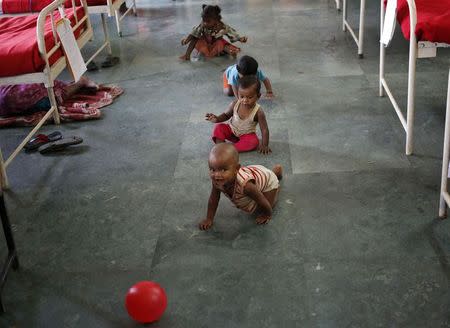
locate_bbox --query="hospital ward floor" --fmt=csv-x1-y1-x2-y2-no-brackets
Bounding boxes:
1,0,450,326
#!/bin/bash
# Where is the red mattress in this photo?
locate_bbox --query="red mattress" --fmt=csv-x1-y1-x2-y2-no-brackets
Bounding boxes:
0,7,87,77
1,0,112,13
396,0,450,44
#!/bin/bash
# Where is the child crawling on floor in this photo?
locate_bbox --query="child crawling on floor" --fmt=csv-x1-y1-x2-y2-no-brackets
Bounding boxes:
180,4,247,61
206,75,271,154
199,143,282,230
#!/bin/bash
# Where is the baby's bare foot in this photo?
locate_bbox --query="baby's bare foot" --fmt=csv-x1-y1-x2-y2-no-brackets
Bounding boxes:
256,216,271,225
272,164,283,180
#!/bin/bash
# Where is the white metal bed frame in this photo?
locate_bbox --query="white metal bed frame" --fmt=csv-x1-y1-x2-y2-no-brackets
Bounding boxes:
342,0,366,58
439,69,450,218
88,0,136,37
0,0,93,189
0,0,136,37
335,0,341,11
379,0,450,155
1,2,117,66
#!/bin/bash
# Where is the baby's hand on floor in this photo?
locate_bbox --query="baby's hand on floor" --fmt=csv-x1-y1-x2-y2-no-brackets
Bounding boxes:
239,36,248,43
256,215,271,225
199,218,213,230
264,91,275,100
258,144,272,155
179,54,190,61
181,38,188,45
205,113,218,123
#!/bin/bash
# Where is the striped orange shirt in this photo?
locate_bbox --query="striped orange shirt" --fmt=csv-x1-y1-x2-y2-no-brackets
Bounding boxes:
225,165,279,213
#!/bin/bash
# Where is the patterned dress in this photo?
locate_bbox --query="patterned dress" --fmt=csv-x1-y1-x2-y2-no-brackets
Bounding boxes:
188,22,242,57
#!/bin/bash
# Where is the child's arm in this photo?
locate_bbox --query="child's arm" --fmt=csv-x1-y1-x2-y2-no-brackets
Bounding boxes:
262,78,274,99
180,36,198,61
256,109,271,154
243,181,272,224
223,24,247,43
181,34,194,45
199,185,221,230
205,100,236,123
231,85,239,99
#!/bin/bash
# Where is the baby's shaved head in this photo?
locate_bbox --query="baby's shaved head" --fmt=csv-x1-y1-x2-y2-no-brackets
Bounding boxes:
209,143,239,165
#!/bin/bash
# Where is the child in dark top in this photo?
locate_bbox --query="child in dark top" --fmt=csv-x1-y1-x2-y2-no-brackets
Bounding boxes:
223,55,274,99
180,4,248,61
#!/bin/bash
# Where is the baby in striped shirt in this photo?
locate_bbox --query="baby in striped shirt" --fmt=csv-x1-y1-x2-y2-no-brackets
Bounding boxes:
199,143,282,230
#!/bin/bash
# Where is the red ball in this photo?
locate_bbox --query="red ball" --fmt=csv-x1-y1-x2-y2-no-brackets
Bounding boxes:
125,281,167,323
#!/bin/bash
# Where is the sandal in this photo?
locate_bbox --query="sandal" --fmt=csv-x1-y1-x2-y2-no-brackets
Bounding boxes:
39,136,83,154
24,131,62,151
101,55,120,68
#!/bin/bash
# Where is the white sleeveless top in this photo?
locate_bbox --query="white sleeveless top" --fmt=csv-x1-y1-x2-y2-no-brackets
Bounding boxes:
228,100,260,137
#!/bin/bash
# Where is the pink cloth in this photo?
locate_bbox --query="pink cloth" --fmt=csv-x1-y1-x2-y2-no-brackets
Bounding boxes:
212,123,259,152
0,84,123,127
0,80,67,116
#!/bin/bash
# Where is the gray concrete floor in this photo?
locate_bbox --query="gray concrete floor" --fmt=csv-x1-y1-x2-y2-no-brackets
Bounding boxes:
1,0,450,326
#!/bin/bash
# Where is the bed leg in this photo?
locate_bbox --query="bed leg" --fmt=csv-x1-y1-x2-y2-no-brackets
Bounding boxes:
439,70,450,218
101,13,113,55
0,149,8,191
335,0,340,11
342,0,347,31
379,0,385,97
405,37,417,155
115,10,122,37
47,87,60,125
357,0,365,58
132,0,137,16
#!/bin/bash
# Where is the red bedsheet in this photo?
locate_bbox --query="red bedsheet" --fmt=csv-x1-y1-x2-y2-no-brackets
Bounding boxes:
0,7,86,77
396,0,450,44
1,0,112,14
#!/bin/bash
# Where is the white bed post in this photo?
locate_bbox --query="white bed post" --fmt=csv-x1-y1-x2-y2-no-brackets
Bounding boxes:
405,0,417,155
379,0,385,97
342,0,347,31
132,0,137,15
358,0,366,58
0,149,8,190
439,69,450,218
114,9,122,37
335,0,341,11
101,13,113,55
47,86,60,125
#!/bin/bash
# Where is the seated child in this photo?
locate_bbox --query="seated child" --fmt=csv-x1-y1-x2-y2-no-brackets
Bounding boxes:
206,75,271,154
223,55,274,99
199,143,282,230
180,4,247,61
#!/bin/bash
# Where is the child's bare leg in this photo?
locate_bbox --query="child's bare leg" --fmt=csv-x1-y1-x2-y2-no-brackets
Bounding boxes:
272,164,283,181
223,85,234,97
255,165,283,224
223,44,240,58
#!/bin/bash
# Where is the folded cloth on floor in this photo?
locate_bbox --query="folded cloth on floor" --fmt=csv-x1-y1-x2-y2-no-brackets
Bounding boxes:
0,85,123,127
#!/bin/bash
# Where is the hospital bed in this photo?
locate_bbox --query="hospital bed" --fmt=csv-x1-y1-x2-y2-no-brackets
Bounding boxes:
439,69,450,218
379,0,450,155
0,0,136,37
0,0,93,189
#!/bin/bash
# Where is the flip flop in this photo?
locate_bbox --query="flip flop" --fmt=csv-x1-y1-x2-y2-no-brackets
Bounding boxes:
101,55,120,68
24,131,63,151
87,61,99,71
39,136,83,154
